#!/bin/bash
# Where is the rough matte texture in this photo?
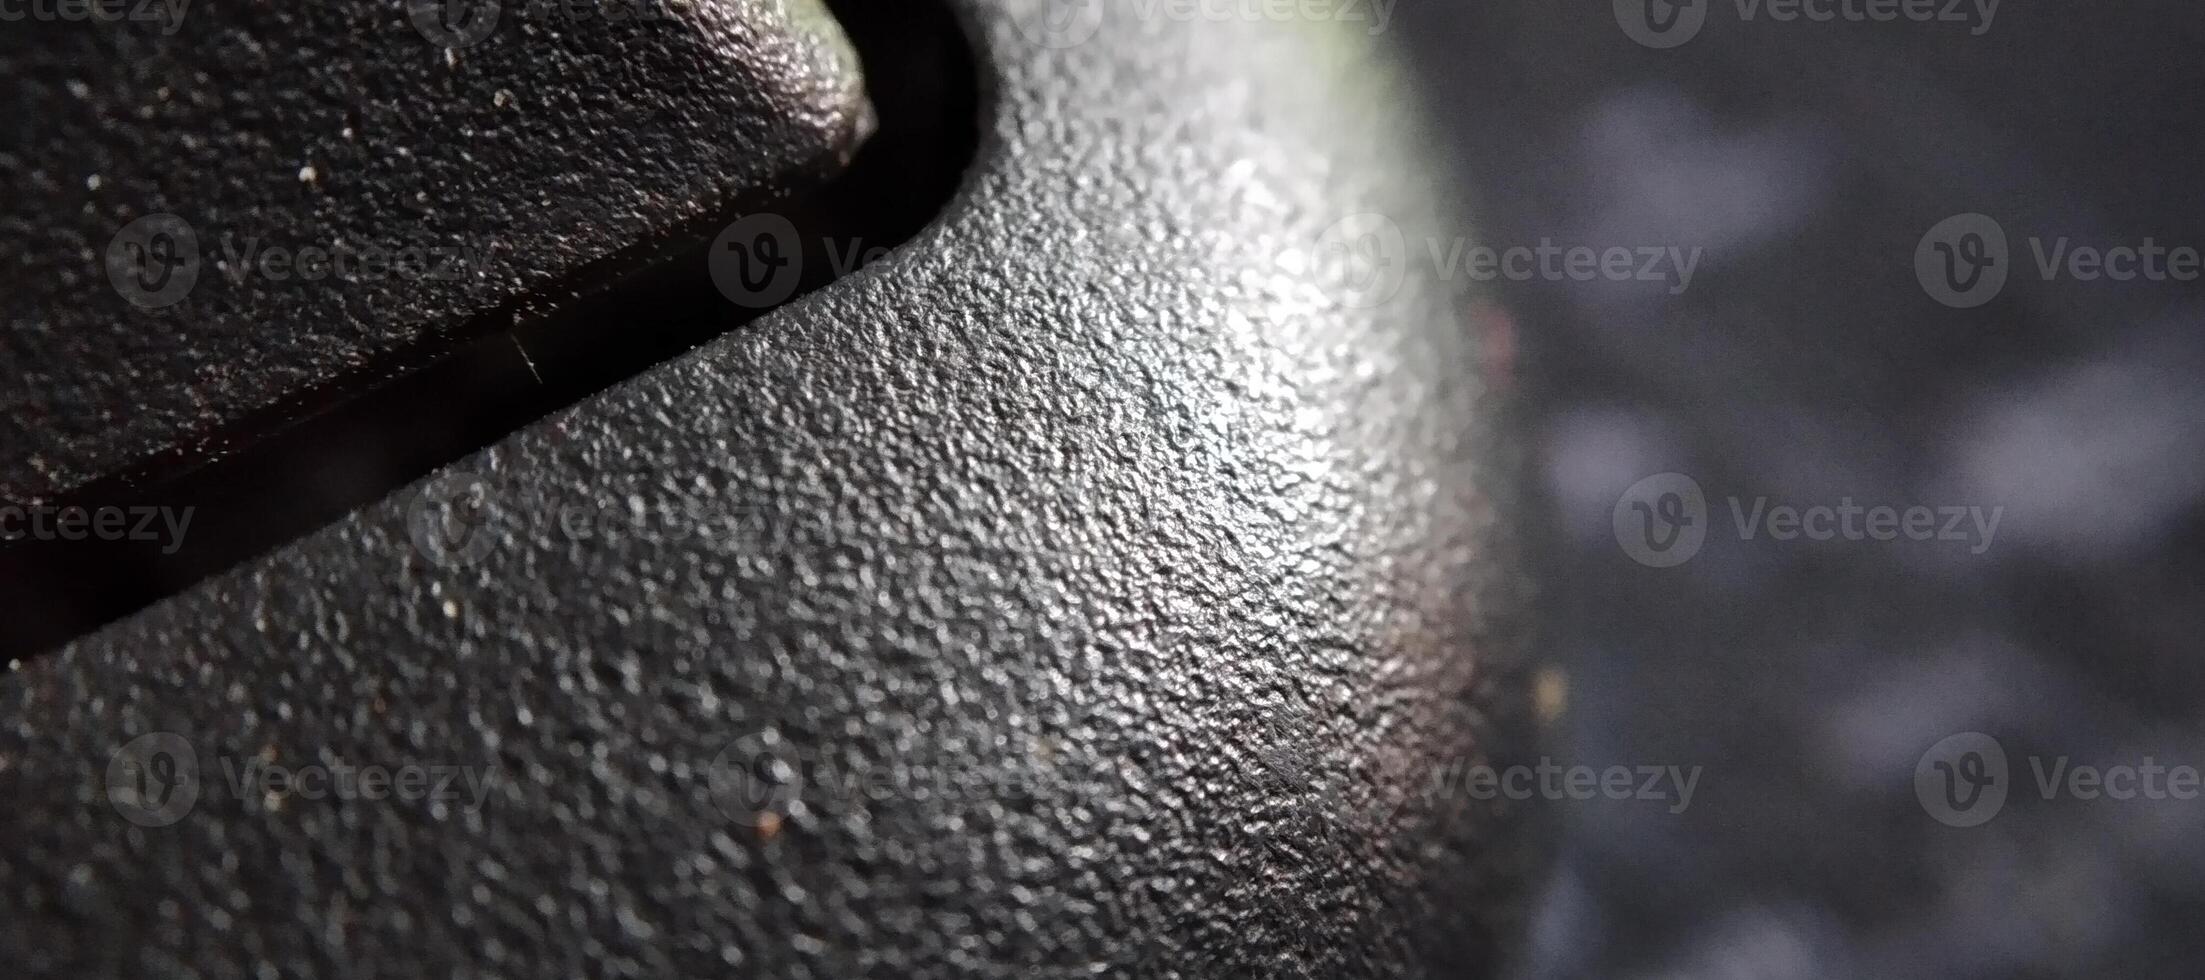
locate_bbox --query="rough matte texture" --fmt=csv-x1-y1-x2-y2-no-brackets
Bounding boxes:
0,2,1534,977
0,0,871,503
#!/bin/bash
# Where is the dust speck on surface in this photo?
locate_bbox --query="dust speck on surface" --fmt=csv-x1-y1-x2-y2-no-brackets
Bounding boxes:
1534,667,1569,724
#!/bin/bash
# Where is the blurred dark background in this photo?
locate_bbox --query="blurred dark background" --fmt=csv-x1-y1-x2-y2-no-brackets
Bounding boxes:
1395,0,2205,975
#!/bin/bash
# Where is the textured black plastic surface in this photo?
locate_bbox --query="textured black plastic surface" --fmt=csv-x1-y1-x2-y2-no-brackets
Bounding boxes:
0,0,870,503
0,2,1533,976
